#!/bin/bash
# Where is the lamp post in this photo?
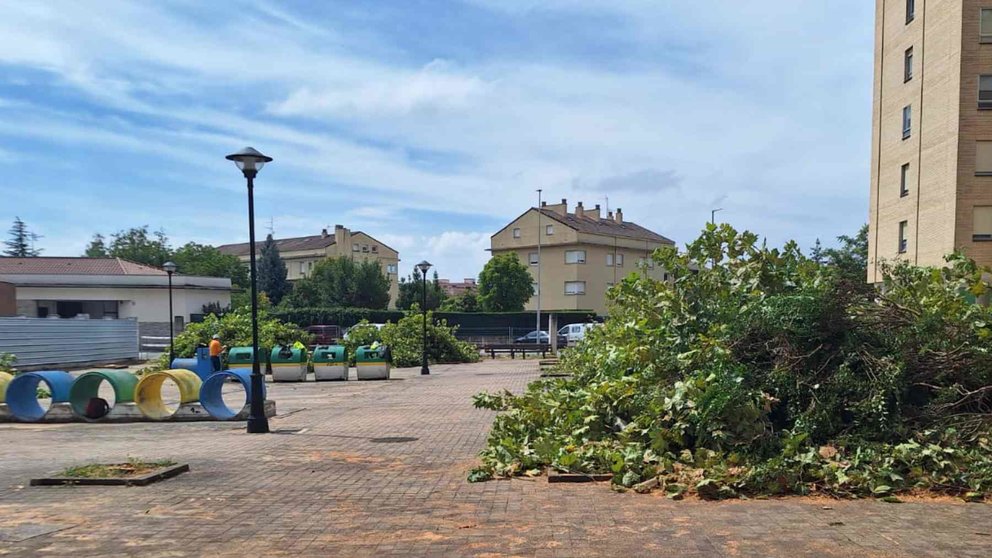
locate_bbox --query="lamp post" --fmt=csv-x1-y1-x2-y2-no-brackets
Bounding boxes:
163,261,177,365
416,260,432,375
225,147,273,435
536,189,542,346
711,208,724,225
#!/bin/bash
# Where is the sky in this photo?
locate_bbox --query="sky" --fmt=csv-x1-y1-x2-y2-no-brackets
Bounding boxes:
0,0,875,280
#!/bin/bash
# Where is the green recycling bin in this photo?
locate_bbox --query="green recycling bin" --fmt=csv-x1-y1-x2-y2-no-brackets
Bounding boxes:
313,345,348,381
227,347,255,371
355,345,390,380
271,346,308,382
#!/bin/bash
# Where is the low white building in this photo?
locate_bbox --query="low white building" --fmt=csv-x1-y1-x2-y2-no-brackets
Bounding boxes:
0,257,231,337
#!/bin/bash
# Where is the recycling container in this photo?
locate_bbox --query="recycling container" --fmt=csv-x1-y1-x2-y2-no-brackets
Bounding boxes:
227,346,255,371
171,346,215,380
313,345,348,381
355,346,390,380
270,346,308,382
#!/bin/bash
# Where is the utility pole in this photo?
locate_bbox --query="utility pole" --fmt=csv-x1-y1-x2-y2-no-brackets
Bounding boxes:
536,189,542,345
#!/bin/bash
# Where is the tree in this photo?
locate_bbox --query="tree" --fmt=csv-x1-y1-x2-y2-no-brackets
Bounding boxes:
396,269,446,310
107,226,171,266
172,242,249,288
258,234,290,305
820,224,869,282
4,217,42,257
84,234,109,257
440,290,480,312
478,253,533,312
281,256,391,309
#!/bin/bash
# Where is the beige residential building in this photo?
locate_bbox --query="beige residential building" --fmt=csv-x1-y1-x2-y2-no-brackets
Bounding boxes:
490,199,674,315
869,0,992,282
217,225,400,307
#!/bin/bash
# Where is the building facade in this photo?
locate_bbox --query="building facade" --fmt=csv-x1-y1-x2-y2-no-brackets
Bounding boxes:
0,257,231,337
869,0,992,282
438,278,477,297
217,225,400,307
490,199,674,315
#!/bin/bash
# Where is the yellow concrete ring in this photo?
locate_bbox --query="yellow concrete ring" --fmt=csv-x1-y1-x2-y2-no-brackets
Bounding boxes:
0,371,13,404
135,369,203,420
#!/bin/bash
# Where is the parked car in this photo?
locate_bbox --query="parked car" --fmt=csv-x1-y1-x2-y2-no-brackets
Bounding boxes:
557,323,599,344
305,325,343,345
342,323,387,340
514,330,568,346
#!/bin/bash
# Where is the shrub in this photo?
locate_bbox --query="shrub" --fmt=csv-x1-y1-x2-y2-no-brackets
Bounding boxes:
158,306,311,368
344,310,481,368
0,352,15,373
470,225,992,500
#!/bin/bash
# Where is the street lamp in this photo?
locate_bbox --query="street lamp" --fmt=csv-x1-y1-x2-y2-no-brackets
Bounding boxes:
416,260,432,375
225,147,273,435
163,261,177,365
711,208,724,225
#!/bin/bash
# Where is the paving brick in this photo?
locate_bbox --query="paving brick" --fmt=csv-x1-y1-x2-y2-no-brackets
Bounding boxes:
0,360,990,556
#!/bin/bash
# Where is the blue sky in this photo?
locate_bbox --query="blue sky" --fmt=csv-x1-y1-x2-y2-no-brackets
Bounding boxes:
0,1,875,280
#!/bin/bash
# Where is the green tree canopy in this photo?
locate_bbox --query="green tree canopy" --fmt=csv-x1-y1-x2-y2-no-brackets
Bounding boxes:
396,269,446,310
281,256,391,309
106,226,171,266
440,290,480,312
478,253,532,312
84,233,109,258
172,242,249,289
4,217,42,257
258,234,290,305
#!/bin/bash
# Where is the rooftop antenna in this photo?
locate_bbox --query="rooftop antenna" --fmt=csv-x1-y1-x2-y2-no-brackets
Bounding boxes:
604,195,610,214
266,217,275,236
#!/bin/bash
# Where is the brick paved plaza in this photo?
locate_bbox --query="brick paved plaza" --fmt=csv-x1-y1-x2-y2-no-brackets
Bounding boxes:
1,360,991,557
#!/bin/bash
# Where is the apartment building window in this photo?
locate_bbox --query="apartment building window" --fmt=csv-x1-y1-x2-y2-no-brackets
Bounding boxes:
565,250,586,264
975,206,992,241
906,0,914,24
977,142,992,176
904,47,913,82
532,282,540,295
513,228,521,238
980,76,992,110
900,163,910,197
362,244,369,253
898,220,909,253
564,281,586,295
546,224,554,236
352,243,360,252
528,252,539,265
387,264,398,274
606,253,615,266
902,105,912,139
616,253,624,267
371,245,378,253
982,9,992,43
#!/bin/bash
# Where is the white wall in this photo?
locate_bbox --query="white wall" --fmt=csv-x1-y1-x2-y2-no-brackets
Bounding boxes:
5,275,231,323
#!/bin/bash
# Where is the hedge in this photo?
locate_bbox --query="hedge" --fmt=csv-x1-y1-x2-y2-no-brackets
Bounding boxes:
270,308,599,330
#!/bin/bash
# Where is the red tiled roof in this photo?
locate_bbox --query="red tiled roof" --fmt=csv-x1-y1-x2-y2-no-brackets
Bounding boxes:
217,234,336,257
538,209,675,244
0,257,167,276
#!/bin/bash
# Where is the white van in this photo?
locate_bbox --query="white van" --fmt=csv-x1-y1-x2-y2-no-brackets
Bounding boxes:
558,323,597,344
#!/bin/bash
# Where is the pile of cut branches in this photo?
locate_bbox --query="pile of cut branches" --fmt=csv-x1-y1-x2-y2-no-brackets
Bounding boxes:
470,225,992,501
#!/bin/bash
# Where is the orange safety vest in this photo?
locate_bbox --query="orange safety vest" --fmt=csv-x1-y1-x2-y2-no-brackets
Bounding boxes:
209,339,222,357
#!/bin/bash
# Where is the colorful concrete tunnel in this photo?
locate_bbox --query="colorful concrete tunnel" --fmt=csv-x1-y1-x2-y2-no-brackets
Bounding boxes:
68,370,140,420
5,371,74,422
134,369,202,420
199,369,264,420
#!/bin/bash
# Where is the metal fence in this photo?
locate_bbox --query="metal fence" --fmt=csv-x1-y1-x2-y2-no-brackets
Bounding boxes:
0,317,139,369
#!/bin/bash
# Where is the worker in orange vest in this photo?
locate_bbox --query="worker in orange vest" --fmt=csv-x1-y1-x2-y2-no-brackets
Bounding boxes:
209,334,225,372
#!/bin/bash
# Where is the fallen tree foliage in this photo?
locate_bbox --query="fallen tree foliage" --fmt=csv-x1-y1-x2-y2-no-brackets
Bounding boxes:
470,225,992,501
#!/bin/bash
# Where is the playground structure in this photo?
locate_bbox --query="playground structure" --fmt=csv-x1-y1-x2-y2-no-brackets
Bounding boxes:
0,344,387,423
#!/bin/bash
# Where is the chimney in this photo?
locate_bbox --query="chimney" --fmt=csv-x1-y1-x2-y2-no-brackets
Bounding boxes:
615,208,623,224
321,228,329,238
607,210,614,221
590,204,602,220
541,201,547,207
545,198,568,216
334,225,349,249
575,201,585,219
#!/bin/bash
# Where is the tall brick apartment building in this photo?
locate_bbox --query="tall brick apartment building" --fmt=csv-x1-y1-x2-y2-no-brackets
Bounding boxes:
869,0,992,282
